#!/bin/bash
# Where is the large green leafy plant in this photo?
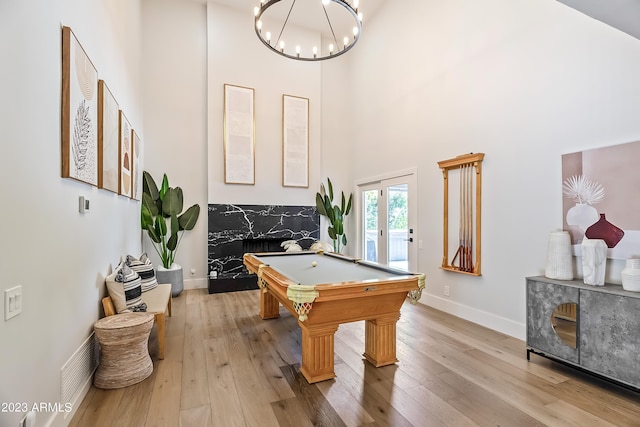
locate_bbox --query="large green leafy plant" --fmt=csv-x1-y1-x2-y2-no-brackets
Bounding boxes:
315,177,353,254
141,171,200,269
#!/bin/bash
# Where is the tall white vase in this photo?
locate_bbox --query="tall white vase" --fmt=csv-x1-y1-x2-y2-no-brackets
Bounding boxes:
545,231,573,280
621,258,640,292
581,238,607,286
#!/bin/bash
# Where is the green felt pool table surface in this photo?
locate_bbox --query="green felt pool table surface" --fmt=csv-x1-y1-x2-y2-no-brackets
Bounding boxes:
249,251,409,286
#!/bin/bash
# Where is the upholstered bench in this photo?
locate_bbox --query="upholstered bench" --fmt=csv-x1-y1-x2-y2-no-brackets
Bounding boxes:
102,283,172,359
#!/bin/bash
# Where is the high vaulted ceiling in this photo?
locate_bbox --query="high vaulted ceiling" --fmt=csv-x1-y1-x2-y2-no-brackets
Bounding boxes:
557,0,640,40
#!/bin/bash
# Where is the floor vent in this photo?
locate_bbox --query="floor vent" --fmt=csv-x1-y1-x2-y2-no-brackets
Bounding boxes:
60,332,100,404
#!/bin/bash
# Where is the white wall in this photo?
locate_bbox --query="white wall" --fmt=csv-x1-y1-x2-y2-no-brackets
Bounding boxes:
0,0,143,426
206,2,324,208
344,0,640,337
141,0,209,288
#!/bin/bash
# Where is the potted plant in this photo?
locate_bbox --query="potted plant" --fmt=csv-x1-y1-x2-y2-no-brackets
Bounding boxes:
141,171,200,297
315,177,353,254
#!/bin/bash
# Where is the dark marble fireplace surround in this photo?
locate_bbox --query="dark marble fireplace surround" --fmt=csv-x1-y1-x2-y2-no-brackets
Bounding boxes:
208,204,320,293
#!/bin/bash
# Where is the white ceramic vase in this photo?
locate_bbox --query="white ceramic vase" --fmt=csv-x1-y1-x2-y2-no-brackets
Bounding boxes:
545,231,573,280
581,238,607,286
565,203,599,234
621,258,640,292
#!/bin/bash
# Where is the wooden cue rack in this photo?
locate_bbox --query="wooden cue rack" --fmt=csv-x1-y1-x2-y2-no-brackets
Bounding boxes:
437,153,484,276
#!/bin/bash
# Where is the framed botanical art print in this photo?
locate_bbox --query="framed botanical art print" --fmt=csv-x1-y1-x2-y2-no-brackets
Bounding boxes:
118,111,133,198
98,80,120,193
223,84,255,185
282,94,309,187
61,26,98,186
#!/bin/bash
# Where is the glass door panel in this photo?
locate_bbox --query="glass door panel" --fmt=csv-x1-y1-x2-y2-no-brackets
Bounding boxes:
363,189,379,262
387,183,409,271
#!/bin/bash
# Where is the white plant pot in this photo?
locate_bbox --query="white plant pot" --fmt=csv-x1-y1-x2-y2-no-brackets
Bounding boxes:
157,263,184,297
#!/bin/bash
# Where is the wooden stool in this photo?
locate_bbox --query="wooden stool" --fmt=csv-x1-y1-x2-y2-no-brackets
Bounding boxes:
94,312,154,389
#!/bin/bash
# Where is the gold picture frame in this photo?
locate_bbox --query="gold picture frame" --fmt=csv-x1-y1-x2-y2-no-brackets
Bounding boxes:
223,84,255,185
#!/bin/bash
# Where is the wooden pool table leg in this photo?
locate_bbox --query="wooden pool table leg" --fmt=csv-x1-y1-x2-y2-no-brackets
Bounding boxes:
363,312,401,367
259,289,280,319
299,322,339,383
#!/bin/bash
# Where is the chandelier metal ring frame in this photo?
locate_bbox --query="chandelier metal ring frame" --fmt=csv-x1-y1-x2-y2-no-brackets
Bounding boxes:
254,0,362,61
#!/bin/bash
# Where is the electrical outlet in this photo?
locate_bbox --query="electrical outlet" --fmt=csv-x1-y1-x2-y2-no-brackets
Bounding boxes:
5,285,22,320
190,268,196,276
444,285,450,297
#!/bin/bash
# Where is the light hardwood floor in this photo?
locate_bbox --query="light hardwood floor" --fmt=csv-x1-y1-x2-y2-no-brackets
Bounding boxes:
70,289,640,426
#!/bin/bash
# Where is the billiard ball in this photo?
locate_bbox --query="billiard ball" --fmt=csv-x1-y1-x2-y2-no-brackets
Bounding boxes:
311,261,317,267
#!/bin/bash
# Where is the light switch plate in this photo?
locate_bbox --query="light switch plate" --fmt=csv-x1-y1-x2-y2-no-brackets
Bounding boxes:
5,285,22,320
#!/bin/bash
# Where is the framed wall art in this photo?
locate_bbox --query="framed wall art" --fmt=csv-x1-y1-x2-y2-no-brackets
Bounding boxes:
118,111,133,197
562,141,640,259
282,95,309,188
223,84,255,185
98,80,120,193
132,130,142,201
61,26,98,186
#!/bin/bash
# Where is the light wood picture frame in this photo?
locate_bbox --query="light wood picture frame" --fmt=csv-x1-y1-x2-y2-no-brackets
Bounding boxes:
98,80,120,193
282,95,309,188
223,84,255,185
61,26,99,186
118,111,133,197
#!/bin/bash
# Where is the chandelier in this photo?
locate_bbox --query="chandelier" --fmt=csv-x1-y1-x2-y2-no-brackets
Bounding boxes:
254,0,363,61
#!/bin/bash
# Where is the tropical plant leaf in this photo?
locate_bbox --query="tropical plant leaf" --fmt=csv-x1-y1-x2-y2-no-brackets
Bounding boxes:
162,188,182,217
170,213,179,236
145,223,161,243
142,171,159,200
341,192,345,214
328,227,337,240
316,193,328,216
327,178,334,201
155,215,167,238
179,205,200,231
342,234,347,246
345,193,353,216
167,232,178,251
159,174,169,200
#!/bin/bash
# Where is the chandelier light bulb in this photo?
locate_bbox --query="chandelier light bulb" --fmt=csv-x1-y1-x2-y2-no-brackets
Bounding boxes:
322,0,330,5
296,45,301,57
353,26,358,37
354,0,359,8
343,37,349,48
257,20,262,31
358,12,363,22
329,43,334,54
266,31,271,42
280,40,285,52
254,6,259,16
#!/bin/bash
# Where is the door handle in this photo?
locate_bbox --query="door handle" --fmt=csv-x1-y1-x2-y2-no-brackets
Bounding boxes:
404,238,414,242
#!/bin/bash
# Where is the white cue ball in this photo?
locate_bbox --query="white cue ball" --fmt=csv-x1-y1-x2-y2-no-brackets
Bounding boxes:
311,261,318,267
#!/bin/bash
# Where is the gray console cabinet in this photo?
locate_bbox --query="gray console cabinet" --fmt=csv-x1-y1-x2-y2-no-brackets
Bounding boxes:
526,276,640,390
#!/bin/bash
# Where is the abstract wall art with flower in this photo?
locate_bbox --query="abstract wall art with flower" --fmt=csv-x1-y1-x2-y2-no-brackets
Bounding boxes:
61,26,98,186
562,141,640,259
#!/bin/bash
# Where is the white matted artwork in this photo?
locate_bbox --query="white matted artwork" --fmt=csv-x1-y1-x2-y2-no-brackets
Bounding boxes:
562,140,640,259
98,80,120,193
61,26,98,186
223,84,255,185
132,130,142,201
282,95,309,188
119,111,133,197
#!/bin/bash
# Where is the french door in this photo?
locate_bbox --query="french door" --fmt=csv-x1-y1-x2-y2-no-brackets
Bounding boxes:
359,173,417,272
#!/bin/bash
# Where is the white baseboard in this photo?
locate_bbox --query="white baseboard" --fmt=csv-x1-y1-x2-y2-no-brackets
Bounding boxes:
184,277,208,290
422,293,526,340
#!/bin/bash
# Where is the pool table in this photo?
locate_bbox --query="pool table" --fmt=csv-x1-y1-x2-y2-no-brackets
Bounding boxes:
243,251,425,383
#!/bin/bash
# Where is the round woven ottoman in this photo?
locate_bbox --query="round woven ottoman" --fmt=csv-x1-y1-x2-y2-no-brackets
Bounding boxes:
94,312,154,389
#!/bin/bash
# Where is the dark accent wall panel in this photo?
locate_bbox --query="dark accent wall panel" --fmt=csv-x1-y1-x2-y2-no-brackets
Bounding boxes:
208,204,320,279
